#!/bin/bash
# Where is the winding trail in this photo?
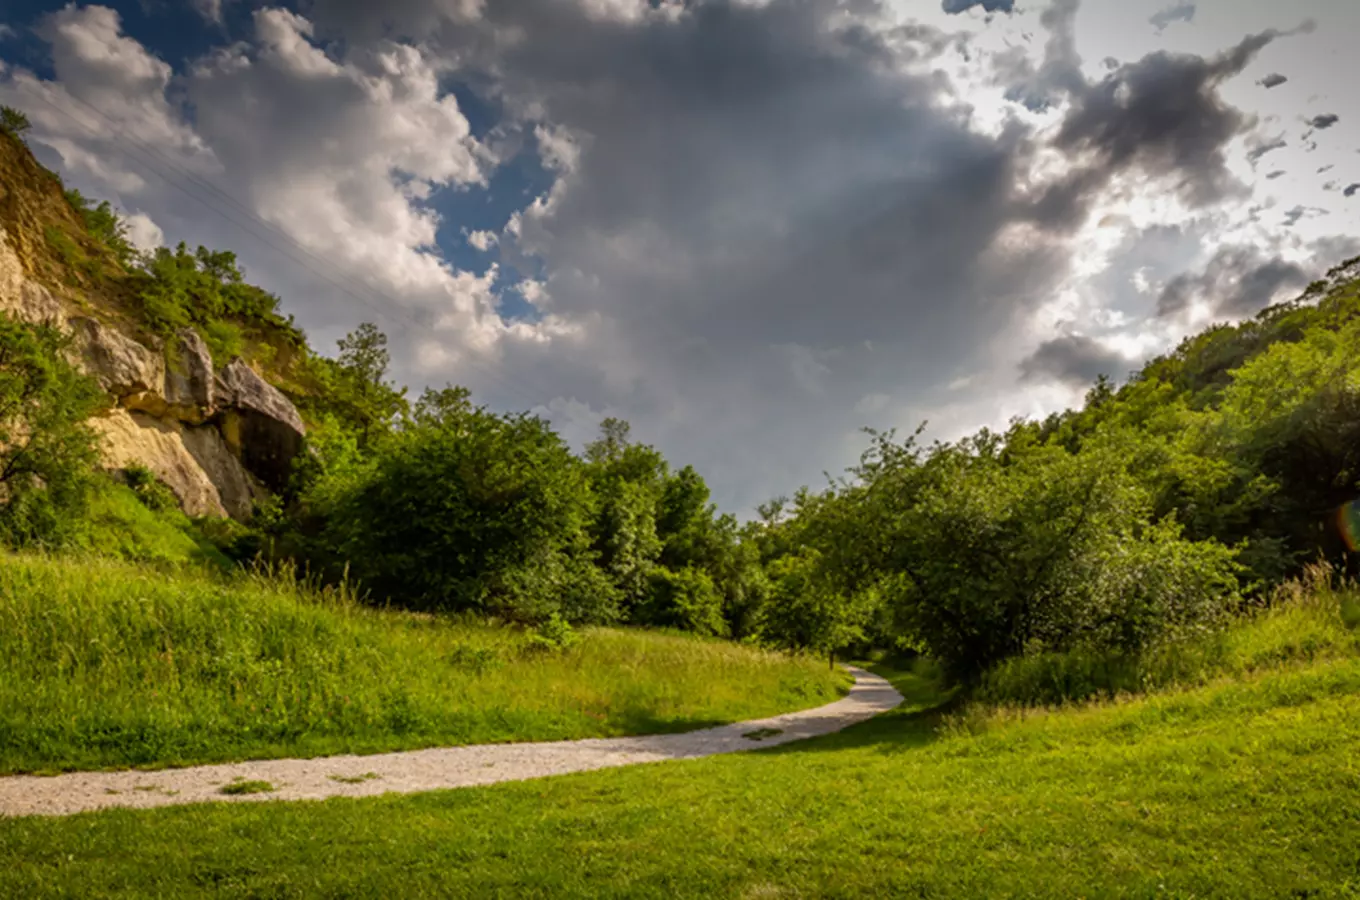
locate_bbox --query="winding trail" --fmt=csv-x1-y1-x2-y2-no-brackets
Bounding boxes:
0,667,901,818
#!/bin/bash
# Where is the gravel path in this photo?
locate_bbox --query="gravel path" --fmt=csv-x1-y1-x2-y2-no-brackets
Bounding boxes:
0,667,901,817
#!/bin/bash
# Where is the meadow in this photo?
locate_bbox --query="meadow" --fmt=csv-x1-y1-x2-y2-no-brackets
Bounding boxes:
2,584,1358,898
0,553,845,775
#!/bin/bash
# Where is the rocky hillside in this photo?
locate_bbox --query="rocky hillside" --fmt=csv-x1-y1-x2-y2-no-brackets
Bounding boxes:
0,132,306,520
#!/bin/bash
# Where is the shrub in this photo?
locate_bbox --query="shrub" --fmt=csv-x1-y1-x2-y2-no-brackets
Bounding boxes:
0,314,104,548
122,465,178,513
314,397,611,623
641,566,727,636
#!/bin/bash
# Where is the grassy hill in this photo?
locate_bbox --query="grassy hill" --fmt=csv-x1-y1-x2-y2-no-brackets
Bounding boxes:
3,584,1357,898
0,554,845,775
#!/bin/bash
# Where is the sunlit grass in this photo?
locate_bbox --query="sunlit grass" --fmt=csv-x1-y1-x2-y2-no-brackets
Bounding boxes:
0,553,845,774
4,653,1359,897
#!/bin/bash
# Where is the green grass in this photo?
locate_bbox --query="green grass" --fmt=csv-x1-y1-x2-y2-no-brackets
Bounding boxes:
72,481,234,572
0,553,844,775
4,653,1360,897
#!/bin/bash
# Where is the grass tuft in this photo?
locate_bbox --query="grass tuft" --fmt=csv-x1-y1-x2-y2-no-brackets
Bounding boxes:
219,780,274,796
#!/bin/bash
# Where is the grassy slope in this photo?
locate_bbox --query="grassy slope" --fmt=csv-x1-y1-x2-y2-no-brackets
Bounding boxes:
3,656,1359,898
0,554,844,775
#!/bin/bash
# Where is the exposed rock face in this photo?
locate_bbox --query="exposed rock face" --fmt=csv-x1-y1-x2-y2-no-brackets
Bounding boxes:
0,226,305,520
91,409,262,520
68,316,165,401
216,359,306,492
162,328,215,423
0,230,66,327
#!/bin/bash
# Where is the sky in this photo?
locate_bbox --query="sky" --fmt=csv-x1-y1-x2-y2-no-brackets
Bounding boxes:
1,0,1356,514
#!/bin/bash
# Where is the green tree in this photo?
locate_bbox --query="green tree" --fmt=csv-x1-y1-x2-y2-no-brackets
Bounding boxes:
318,394,611,623
0,315,104,547
330,323,408,445
0,106,30,139
583,418,666,612
64,190,135,267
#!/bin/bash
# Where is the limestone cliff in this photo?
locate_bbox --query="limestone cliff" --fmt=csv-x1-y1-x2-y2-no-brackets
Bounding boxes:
0,132,307,520
0,224,305,519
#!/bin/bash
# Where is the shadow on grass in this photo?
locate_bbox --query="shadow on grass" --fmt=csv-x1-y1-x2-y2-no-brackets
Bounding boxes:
760,666,964,758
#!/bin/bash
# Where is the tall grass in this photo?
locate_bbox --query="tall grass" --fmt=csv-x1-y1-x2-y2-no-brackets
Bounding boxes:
0,554,844,774
973,562,1360,709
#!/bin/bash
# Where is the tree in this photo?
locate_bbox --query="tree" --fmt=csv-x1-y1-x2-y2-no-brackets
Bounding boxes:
640,566,727,636
332,323,408,445
318,401,612,623
0,315,104,546
0,106,30,139
583,419,666,612
759,549,870,666
65,190,135,267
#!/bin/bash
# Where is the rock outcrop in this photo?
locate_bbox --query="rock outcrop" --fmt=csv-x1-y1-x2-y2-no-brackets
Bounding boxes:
161,328,216,423
216,359,306,492
91,409,263,520
68,316,166,401
0,225,305,520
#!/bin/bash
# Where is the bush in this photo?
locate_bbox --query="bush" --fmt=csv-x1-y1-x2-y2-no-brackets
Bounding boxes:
314,398,612,623
0,315,104,548
122,465,178,513
640,566,727,636
975,563,1360,706
852,434,1241,681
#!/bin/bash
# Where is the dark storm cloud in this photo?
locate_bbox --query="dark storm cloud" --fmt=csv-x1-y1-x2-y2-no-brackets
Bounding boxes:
1308,114,1339,129
1149,2,1195,33
942,0,1015,13
1346,183,1360,198
1157,245,1309,319
1266,170,1285,180
1258,73,1287,88
1044,29,1288,212
1019,335,1131,388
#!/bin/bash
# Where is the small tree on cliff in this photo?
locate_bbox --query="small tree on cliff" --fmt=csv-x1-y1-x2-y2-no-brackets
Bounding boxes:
0,106,31,139
0,314,104,546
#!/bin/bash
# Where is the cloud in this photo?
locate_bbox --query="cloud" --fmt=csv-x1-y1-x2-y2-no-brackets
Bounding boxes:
123,212,163,252
942,0,1015,13
192,0,224,25
1041,29,1288,214
1020,335,1132,388
1149,2,1195,34
467,229,498,251
1346,184,1360,198
1157,245,1310,319
4,0,1331,512
1258,73,1287,88
1308,113,1339,129
1246,136,1286,165
0,26,14,40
